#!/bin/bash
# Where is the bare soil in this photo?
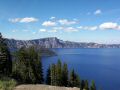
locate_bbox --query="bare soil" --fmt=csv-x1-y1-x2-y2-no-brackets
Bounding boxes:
14,84,80,90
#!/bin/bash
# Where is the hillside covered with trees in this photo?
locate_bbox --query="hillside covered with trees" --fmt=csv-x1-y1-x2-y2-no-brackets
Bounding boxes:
0,33,96,90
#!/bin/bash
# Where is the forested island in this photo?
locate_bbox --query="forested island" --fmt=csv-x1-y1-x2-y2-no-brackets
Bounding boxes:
0,33,96,90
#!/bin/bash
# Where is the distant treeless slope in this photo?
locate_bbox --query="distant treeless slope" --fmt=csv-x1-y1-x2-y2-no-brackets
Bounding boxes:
6,37,120,49
14,85,80,90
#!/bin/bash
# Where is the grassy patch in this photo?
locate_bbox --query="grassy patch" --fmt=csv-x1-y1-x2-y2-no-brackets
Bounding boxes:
0,77,17,90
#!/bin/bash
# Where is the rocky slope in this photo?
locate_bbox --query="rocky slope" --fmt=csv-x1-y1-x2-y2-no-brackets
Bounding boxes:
5,37,120,50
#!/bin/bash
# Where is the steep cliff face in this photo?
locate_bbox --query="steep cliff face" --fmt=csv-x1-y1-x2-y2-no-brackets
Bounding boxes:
6,37,63,49
5,37,120,50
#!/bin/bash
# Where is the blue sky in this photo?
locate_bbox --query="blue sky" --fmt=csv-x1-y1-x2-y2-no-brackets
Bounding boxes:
0,0,120,43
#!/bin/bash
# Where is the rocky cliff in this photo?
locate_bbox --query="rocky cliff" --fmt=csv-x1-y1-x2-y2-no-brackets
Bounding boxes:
5,37,120,50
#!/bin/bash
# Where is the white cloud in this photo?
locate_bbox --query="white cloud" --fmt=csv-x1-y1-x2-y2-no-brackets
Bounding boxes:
50,16,56,20
53,26,78,32
53,27,64,30
99,22,120,30
77,22,120,31
39,29,47,32
64,27,78,32
58,19,77,25
9,17,38,23
77,26,98,31
48,29,57,33
42,21,57,27
9,18,21,23
20,17,38,23
77,26,83,29
39,28,57,33
94,9,102,15
84,26,98,31
90,26,98,30
117,26,120,30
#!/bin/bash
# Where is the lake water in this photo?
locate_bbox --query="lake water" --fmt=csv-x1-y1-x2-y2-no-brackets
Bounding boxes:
42,48,120,90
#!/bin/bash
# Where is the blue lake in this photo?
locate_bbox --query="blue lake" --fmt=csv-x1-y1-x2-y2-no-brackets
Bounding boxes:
42,48,120,90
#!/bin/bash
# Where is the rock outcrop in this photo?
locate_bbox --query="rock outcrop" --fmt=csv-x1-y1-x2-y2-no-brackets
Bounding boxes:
5,37,120,50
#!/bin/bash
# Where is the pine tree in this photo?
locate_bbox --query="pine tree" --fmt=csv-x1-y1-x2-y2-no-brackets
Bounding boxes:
81,80,85,90
56,59,62,86
29,47,44,83
69,69,75,87
69,69,80,87
12,47,30,83
0,33,12,76
84,80,89,90
75,74,80,87
12,47,44,84
46,65,51,85
61,63,68,87
50,64,57,86
90,80,96,90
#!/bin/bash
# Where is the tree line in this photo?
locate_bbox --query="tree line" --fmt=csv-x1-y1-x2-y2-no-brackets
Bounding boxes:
0,33,12,76
45,60,96,90
0,32,96,90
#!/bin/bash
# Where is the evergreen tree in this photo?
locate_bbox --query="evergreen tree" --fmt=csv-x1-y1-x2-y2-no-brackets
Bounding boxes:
84,80,89,90
90,80,96,90
12,48,30,83
75,74,80,87
28,47,44,83
12,47,44,84
56,59,62,86
50,64,57,86
81,80,85,90
69,69,75,87
61,63,68,87
46,65,51,85
69,69,80,87
0,33,12,76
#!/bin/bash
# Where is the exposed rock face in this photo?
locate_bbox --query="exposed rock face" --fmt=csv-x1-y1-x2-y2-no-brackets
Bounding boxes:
5,37,120,50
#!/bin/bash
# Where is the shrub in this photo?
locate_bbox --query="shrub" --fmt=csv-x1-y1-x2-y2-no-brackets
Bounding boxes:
0,77,17,90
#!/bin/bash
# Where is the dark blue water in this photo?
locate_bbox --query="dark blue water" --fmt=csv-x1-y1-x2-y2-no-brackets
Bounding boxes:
42,48,120,90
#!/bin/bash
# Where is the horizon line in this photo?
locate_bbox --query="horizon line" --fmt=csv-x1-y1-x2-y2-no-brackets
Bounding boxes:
5,36,120,45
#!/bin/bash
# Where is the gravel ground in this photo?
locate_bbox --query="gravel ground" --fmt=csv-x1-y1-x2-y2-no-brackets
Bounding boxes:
14,84,80,90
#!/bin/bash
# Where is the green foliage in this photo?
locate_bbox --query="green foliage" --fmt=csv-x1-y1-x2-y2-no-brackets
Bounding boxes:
0,77,16,90
12,47,44,84
80,80,97,90
47,60,96,90
69,69,80,87
50,64,57,86
61,63,68,87
0,33,97,90
46,65,51,85
81,80,85,90
0,33,12,76
38,48,56,56
48,60,69,87
84,80,89,90
56,59,62,86
90,80,96,90
47,60,81,88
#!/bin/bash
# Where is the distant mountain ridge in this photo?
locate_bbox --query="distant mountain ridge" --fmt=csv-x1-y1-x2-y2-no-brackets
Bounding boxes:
5,37,120,50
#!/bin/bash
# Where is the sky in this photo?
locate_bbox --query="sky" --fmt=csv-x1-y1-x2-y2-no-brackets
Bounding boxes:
0,0,120,44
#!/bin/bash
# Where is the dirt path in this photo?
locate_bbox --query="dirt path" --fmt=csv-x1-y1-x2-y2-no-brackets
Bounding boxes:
14,84,80,90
